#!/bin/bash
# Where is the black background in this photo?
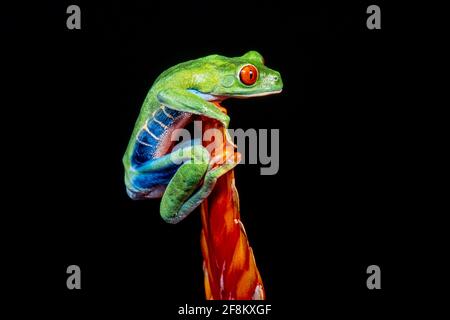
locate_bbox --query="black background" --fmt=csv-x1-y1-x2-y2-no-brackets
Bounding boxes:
2,0,438,318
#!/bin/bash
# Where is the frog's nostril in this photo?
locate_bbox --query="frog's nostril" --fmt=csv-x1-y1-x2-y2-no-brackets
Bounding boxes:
273,76,278,81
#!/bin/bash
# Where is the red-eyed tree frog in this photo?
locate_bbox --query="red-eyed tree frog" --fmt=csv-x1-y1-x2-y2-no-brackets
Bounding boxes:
123,51,283,223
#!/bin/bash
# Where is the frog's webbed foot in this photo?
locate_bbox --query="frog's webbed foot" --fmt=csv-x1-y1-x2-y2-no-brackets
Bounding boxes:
161,149,240,224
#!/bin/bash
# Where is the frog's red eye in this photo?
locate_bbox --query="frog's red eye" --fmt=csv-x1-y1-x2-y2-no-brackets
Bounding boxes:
239,64,258,86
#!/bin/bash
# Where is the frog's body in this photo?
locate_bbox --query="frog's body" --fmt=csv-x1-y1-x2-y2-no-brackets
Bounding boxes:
123,51,282,223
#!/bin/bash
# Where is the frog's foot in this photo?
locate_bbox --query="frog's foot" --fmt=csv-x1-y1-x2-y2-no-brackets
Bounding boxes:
161,150,240,224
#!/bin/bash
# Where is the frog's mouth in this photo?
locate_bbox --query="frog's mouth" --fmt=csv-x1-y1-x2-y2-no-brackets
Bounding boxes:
221,89,283,99
189,88,283,105
211,89,283,101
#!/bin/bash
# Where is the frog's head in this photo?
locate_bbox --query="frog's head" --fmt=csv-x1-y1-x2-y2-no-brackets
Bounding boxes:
200,51,283,99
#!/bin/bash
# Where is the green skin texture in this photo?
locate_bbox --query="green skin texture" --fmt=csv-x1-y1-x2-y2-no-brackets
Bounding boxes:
123,51,283,223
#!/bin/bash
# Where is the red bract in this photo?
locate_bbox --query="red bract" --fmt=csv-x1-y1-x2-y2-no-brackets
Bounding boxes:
200,106,265,300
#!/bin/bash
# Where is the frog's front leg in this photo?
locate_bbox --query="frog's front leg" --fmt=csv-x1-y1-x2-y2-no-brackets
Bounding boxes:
157,88,236,147
157,88,230,128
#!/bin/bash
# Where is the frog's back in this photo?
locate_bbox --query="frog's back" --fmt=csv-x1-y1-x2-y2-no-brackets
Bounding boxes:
123,54,227,165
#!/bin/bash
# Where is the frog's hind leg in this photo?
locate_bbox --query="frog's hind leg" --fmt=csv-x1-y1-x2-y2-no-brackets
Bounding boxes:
128,140,211,222
127,139,238,224
125,150,182,200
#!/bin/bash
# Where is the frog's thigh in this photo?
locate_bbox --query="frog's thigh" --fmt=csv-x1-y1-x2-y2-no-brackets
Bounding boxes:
126,157,179,199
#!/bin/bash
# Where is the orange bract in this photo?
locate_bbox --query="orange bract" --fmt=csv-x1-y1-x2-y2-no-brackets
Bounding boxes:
200,105,265,300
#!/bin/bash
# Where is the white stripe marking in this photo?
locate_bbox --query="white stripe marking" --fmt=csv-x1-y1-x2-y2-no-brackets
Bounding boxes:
143,125,160,141
137,137,151,147
153,118,168,129
162,105,175,119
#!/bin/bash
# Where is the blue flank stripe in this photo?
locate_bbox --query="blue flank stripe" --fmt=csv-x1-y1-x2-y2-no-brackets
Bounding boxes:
129,106,184,191
131,106,183,166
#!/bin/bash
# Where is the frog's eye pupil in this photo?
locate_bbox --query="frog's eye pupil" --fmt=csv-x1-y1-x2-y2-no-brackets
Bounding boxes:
239,64,258,86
